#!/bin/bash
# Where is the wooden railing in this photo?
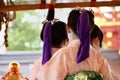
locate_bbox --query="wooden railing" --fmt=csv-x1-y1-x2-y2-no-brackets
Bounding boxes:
0,51,41,64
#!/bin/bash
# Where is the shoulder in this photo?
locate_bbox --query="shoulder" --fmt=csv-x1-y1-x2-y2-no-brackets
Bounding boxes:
89,45,105,65
50,40,80,65
31,57,42,71
52,40,80,58
51,47,68,60
33,57,42,65
68,39,80,48
30,57,42,80
90,45,103,57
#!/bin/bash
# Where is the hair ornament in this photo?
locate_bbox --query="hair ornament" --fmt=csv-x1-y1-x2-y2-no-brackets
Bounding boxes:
42,18,59,25
73,6,94,14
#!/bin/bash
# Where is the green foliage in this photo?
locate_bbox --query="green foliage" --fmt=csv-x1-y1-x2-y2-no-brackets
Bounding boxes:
8,11,43,51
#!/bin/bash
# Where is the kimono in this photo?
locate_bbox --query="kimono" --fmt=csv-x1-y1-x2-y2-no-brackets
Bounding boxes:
36,39,119,80
29,48,59,80
29,58,42,80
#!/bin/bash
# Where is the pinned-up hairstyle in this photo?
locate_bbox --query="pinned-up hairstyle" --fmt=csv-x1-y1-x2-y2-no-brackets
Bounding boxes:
67,8,95,63
42,20,68,65
41,4,68,65
67,8,94,35
51,21,68,48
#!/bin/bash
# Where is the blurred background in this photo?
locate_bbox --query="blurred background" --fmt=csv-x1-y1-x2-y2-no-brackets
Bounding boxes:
0,0,120,79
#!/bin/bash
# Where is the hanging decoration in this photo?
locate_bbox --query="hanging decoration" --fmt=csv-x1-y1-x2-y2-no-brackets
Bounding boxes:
0,0,16,47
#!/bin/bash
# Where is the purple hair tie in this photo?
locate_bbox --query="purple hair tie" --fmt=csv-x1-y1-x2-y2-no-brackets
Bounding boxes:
76,11,90,63
42,22,52,65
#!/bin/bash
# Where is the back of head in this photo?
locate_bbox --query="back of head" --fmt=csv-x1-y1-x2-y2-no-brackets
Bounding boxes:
91,24,103,47
67,8,94,35
52,21,68,48
41,20,67,48
67,8,95,63
41,6,68,64
67,9,80,35
42,20,68,65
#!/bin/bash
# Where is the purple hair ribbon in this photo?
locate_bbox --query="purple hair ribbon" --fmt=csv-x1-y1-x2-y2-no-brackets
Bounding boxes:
76,11,90,63
42,22,52,65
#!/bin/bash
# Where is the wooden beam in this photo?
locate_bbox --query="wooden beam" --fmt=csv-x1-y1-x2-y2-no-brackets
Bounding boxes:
0,1,120,12
0,4,49,12
41,0,46,4
56,1,120,8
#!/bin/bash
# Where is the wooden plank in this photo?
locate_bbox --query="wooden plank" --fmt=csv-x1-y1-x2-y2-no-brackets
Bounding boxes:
0,1,120,12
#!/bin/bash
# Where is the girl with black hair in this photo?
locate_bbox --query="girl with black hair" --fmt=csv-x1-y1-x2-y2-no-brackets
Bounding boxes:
36,8,119,80
91,24,103,51
29,1,68,80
